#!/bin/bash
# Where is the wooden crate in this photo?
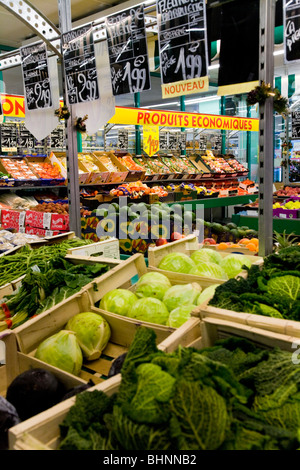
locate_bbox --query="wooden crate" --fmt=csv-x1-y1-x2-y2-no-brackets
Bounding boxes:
147,234,263,283
66,237,120,259
8,314,298,450
193,300,300,338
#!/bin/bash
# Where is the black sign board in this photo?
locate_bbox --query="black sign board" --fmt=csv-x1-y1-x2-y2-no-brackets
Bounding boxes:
1,124,18,152
62,24,100,105
20,42,52,110
159,131,169,150
168,132,178,150
50,126,65,149
106,5,151,95
156,0,208,85
179,132,186,152
0,97,2,116
117,129,129,149
19,125,35,149
284,0,300,63
292,111,300,139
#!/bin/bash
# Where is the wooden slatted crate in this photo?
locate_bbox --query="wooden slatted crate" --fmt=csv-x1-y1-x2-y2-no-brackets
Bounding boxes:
8,314,298,450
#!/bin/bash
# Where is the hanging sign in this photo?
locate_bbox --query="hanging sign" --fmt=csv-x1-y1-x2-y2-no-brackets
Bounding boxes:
156,0,209,98
284,0,300,64
19,124,35,149
20,42,52,110
62,24,100,104
292,111,300,139
50,126,65,149
178,131,187,152
143,125,160,156
105,5,151,95
159,130,169,150
117,129,129,149
0,123,18,152
168,132,178,151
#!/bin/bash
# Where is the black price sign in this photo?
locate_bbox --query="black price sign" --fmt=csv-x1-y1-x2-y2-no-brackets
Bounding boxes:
179,132,186,151
19,125,35,149
159,131,169,150
1,123,18,151
117,129,129,149
292,111,300,139
106,5,151,95
62,24,100,104
156,0,208,84
50,127,64,148
284,0,300,63
168,132,178,150
20,42,52,110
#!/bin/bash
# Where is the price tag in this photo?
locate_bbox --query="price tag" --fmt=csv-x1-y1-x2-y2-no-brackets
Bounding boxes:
156,0,209,94
292,111,300,140
143,125,160,156
50,126,65,149
1,123,18,152
20,42,52,110
19,124,35,149
62,24,100,104
159,131,169,150
106,5,151,95
117,129,129,149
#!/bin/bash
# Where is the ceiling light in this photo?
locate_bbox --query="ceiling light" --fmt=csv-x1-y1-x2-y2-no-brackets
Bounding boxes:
143,102,178,108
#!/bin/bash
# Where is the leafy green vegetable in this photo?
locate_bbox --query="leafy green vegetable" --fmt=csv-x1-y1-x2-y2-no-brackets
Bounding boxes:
100,289,138,316
195,261,228,280
162,283,201,312
128,297,170,325
167,305,193,328
158,252,198,274
135,272,171,300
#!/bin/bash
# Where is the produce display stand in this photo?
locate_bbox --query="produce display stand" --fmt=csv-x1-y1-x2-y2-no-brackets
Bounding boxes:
232,213,300,235
147,234,263,283
168,194,258,210
7,314,298,450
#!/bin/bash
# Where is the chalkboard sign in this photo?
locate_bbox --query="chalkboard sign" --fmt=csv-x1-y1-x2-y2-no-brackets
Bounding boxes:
292,111,300,139
19,125,35,149
1,124,18,152
179,132,187,152
20,42,52,110
159,131,169,150
50,126,65,149
284,0,300,63
117,129,129,149
156,0,209,84
62,24,100,104
168,132,178,151
106,5,151,95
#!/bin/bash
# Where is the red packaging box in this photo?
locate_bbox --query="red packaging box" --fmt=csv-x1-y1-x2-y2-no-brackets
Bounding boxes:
25,210,52,229
24,227,61,237
1,209,25,230
50,213,69,231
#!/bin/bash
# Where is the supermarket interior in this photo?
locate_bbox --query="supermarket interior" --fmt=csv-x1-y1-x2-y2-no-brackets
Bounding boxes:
0,0,300,453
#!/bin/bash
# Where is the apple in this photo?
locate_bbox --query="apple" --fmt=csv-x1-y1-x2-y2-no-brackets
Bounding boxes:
156,238,168,246
203,238,217,245
171,232,183,241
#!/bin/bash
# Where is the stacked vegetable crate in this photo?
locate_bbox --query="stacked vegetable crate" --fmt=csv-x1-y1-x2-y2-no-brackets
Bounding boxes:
7,314,300,450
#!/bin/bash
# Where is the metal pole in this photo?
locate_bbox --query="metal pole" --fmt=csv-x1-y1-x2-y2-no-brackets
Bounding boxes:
134,93,141,154
220,96,226,154
283,113,290,185
258,0,275,257
180,95,186,155
58,0,82,237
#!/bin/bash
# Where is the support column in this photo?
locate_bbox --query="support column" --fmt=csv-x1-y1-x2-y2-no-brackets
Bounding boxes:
221,96,226,154
258,0,276,256
58,0,82,237
134,93,141,154
180,95,186,155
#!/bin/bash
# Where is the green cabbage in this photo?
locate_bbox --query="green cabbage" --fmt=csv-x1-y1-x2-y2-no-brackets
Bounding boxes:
128,297,170,325
66,312,111,361
100,289,138,316
191,249,223,265
196,261,228,280
158,252,198,274
163,283,201,312
167,305,194,328
197,284,220,306
135,272,172,300
220,254,252,279
35,330,83,376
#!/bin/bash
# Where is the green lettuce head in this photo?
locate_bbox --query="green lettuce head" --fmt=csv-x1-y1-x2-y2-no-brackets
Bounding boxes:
220,254,252,279
100,289,138,316
196,261,228,280
163,283,202,312
66,312,111,361
158,252,198,274
167,304,194,328
196,284,220,306
191,248,223,265
135,272,172,300
35,330,83,376
128,297,170,325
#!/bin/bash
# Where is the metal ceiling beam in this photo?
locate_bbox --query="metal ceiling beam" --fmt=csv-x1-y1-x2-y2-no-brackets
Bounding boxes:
0,0,62,57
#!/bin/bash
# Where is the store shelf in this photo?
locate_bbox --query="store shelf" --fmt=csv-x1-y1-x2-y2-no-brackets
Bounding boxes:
232,214,300,235
169,194,258,209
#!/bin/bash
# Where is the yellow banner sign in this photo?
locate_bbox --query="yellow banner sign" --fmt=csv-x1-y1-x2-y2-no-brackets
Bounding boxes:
143,125,159,156
109,107,259,132
162,76,209,99
1,94,25,118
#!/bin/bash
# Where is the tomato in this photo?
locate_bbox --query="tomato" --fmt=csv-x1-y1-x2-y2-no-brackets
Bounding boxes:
156,238,168,246
203,238,217,245
171,232,184,241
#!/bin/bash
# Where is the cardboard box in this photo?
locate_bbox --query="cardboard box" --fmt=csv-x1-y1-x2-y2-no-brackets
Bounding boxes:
1,209,25,230
49,152,90,185
93,151,128,183
78,152,109,184
24,155,65,186
24,227,61,237
113,152,146,182
273,208,300,219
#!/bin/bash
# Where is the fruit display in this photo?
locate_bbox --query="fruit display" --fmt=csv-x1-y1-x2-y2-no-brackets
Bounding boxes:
95,154,121,173
29,202,69,215
0,157,38,181
116,154,144,172
171,156,199,174
200,151,236,174
78,153,101,173
226,157,248,173
143,156,170,175
26,160,63,180
274,185,300,198
109,181,168,198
